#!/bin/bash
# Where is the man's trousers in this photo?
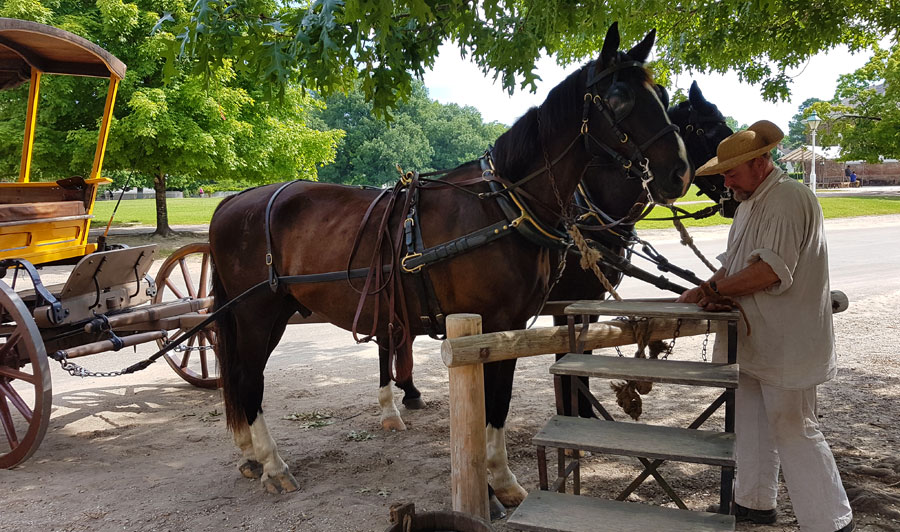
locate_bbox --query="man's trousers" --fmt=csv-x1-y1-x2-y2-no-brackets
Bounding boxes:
735,373,853,531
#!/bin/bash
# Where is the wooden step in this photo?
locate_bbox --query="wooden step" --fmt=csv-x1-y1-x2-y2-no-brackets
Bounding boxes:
564,300,740,322
507,491,735,532
533,416,734,466
551,353,738,388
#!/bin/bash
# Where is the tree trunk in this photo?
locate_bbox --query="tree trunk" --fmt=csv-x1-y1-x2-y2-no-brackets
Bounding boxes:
153,171,174,237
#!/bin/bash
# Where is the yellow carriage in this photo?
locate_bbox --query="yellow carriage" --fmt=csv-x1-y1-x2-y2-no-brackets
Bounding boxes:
1,18,218,469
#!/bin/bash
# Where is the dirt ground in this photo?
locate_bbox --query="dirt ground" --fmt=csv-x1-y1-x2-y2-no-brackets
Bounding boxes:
2,222,899,532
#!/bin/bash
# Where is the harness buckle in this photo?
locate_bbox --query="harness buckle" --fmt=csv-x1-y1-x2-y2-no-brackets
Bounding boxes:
405,217,414,227
401,253,424,273
265,253,273,266
581,119,589,134
619,132,629,144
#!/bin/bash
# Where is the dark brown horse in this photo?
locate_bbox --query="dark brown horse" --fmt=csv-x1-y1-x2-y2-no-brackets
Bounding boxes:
208,23,691,504
551,80,735,418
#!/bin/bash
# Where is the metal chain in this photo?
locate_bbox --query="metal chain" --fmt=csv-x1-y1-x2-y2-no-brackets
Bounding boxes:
174,344,215,352
661,318,682,360
50,351,133,378
48,329,170,378
700,320,711,362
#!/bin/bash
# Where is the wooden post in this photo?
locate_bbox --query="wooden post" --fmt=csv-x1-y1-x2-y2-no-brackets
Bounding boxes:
446,314,489,520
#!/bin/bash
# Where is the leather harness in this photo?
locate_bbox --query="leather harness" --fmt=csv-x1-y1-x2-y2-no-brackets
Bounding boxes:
255,57,691,382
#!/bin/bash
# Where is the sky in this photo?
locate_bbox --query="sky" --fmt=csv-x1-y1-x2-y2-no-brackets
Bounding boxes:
422,43,885,134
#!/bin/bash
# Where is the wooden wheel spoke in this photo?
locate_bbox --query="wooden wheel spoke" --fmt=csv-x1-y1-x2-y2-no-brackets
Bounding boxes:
165,279,185,300
0,332,22,359
0,365,36,384
198,253,210,298
179,258,196,298
0,381,33,419
153,243,220,389
0,396,19,448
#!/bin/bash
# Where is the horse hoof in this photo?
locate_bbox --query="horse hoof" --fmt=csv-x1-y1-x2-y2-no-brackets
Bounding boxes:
381,416,407,432
262,470,300,494
403,396,427,410
494,483,528,507
239,460,263,479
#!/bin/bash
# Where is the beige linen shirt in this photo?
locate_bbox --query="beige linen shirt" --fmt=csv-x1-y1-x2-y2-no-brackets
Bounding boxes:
712,167,836,389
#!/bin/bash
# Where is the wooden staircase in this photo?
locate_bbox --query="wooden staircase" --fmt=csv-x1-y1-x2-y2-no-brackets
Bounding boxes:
508,301,740,532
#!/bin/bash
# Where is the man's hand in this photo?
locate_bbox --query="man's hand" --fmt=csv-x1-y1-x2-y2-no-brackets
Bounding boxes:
677,286,704,304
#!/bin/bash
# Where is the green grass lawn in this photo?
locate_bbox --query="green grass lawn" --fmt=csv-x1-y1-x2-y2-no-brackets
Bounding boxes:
92,197,224,227
636,196,900,230
90,194,900,230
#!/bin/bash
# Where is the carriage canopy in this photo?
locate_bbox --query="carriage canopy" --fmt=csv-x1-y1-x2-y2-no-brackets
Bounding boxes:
0,18,126,90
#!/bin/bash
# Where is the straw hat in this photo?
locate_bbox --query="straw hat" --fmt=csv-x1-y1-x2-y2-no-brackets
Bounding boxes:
695,120,784,176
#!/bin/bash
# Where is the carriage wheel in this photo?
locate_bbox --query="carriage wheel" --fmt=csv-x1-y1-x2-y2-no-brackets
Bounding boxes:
0,281,52,469
153,242,221,389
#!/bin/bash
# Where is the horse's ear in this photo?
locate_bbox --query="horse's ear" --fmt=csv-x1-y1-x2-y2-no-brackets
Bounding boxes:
599,22,621,65
626,28,656,63
689,80,714,112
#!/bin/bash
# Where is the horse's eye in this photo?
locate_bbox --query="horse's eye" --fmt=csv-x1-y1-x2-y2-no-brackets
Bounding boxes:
606,84,634,121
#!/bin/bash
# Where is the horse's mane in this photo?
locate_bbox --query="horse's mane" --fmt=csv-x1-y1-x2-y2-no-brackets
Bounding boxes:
491,54,654,181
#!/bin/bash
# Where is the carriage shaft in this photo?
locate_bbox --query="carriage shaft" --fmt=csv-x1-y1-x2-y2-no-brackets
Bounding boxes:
83,297,213,333
57,330,167,359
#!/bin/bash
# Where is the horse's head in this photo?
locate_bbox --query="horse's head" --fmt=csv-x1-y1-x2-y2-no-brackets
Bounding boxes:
668,81,739,217
576,24,691,212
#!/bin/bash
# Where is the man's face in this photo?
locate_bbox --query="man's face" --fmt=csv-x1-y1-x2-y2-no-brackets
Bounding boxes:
723,157,765,201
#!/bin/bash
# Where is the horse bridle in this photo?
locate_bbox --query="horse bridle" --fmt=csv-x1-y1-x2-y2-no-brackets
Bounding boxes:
486,57,683,233
580,59,681,201
681,104,736,209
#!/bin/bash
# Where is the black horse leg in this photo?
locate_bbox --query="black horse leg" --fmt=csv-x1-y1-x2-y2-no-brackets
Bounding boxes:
482,358,528,513
552,314,598,419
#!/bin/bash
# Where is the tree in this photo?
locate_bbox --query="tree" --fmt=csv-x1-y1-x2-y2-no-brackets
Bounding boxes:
808,44,899,162
784,98,823,150
316,81,506,187
0,0,341,235
166,0,899,115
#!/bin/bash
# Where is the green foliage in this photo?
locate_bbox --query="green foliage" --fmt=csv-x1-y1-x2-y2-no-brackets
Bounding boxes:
315,81,506,187
0,0,341,233
785,98,823,150
166,0,899,115
809,44,900,161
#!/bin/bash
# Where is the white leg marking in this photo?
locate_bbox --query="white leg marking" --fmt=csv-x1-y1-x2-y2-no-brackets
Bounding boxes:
379,385,406,431
486,426,528,506
249,413,287,475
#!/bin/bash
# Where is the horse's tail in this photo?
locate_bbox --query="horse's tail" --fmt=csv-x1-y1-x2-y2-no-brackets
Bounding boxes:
211,260,244,432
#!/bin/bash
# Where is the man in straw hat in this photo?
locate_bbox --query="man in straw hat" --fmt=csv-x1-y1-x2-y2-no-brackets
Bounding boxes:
678,120,854,531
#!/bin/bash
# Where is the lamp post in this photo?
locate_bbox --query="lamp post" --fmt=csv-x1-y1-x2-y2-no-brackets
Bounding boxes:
807,110,822,195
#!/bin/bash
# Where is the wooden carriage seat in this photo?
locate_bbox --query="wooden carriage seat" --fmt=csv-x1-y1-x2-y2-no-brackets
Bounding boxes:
0,200,86,222
0,177,89,222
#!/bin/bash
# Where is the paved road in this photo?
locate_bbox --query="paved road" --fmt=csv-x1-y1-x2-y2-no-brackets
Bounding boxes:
619,215,900,302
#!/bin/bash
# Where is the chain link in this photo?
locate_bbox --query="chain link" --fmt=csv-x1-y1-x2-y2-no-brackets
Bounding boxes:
661,318,682,360
174,344,215,352
52,352,132,378
700,320,711,362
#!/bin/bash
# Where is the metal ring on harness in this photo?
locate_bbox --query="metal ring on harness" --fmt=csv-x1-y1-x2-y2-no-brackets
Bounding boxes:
401,253,424,273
